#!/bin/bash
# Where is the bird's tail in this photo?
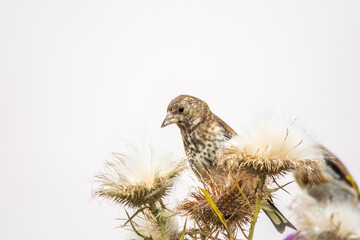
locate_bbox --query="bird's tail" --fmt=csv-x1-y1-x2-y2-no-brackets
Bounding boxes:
262,199,296,233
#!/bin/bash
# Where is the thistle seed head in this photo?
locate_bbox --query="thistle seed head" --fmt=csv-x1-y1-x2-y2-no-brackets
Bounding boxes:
177,170,269,232
94,140,185,208
216,115,325,178
291,192,360,240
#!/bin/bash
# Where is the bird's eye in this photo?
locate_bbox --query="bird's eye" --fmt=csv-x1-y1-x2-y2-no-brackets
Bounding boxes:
178,107,184,113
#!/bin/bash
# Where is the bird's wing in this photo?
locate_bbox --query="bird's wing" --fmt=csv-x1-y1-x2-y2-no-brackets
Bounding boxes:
213,114,238,138
263,199,296,233
320,146,360,197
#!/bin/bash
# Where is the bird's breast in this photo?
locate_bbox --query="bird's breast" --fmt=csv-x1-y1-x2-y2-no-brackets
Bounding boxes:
182,125,227,175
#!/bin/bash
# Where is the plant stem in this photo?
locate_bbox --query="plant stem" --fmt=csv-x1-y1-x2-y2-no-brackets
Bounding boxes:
248,175,265,240
149,203,169,240
158,220,168,240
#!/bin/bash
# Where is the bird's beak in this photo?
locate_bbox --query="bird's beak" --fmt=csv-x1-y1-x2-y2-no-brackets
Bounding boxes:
161,114,178,128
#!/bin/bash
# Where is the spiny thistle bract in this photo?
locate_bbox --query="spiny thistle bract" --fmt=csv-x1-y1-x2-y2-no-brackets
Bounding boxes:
217,115,325,181
123,209,181,240
94,140,185,208
177,169,268,235
290,192,360,240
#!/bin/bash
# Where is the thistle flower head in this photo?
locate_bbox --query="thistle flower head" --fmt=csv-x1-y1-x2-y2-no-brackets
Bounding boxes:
177,170,267,233
291,192,360,240
217,114,324,176
94,136,185,208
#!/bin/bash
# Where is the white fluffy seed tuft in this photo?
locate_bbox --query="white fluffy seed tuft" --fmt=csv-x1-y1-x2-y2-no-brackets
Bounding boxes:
293,191,360,239
225,113,322,163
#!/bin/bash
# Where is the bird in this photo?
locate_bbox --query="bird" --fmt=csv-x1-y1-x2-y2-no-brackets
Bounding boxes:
290,147,360,240
295,145,360,204
161,94,296,233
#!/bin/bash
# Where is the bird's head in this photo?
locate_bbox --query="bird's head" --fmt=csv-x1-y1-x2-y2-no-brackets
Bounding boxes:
161,95,210,129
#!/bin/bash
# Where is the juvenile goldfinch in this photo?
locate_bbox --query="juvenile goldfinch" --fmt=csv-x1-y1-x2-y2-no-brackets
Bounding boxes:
162,94,296,233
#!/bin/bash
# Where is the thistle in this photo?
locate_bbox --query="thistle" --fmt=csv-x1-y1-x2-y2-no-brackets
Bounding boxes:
94,142,184,208
93,136,185,239
290,192,360,240
177,169,270,239
217,116,325,180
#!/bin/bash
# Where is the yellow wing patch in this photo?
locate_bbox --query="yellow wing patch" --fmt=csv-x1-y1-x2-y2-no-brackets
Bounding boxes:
345,175,360,196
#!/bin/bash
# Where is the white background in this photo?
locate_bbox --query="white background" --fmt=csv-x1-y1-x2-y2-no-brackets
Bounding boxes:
1,1,360,239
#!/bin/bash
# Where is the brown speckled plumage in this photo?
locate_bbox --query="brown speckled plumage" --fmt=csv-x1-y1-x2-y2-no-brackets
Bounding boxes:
162,95,236,180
